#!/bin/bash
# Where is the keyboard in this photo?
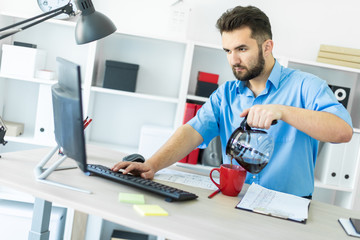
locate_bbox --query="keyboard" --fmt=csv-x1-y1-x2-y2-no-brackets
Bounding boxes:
87,164,198,202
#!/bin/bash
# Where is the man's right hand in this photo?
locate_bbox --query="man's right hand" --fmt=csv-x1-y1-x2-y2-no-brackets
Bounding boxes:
111,124,203,181
111,161,156,179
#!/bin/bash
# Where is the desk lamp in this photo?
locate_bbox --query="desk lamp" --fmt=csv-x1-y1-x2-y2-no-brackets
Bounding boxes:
0,0,117,44
0,0,116,156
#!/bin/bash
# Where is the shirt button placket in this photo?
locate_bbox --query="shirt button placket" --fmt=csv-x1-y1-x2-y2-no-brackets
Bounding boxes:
252,174,260,184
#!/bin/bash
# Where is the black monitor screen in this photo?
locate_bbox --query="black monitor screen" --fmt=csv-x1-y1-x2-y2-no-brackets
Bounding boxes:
52,57,87,172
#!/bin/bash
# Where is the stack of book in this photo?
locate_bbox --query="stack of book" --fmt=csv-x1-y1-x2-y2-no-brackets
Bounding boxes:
317,44,360,69
195,71,219,97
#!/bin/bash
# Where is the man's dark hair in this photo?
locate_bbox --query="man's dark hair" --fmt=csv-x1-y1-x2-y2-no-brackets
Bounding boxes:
216,6,272,44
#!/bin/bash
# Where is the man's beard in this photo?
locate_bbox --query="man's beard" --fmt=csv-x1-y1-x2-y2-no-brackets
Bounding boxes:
232,50,265,82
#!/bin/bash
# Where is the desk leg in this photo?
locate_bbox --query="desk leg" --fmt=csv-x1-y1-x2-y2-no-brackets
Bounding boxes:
28,198,52,240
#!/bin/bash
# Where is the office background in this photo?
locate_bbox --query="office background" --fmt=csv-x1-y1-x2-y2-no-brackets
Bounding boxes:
0,1,360,239
1,0,360,61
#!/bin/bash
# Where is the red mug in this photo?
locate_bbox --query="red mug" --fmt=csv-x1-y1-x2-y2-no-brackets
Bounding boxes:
210,164,246,196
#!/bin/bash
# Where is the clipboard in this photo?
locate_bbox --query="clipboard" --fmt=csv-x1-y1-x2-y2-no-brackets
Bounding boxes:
236,183,311,223
237,204,310,224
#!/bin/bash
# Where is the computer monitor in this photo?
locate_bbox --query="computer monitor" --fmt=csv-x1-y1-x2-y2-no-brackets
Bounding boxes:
34,57,90,193
52,57,87,172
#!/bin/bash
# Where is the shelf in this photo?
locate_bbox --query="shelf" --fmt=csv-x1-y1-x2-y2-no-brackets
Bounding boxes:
5,135,56,147
0,73,57,85
186,94,208,103
0,10,78,27
5,133,34,144
314,178,353,192
91,86,179,104
287,57,360,74
192,41,222,50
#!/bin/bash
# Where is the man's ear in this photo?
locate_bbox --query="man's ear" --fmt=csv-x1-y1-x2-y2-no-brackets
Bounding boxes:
263,39,274,57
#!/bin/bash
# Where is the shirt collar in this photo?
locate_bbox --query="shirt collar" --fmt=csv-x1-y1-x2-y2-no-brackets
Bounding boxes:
236,59,281,94
268,59,281,89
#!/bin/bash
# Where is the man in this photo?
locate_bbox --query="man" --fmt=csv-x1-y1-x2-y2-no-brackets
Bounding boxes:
112,6,353,197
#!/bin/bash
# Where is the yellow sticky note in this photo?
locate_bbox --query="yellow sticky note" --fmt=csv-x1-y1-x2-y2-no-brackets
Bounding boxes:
133,204,168,216
118,193,145,204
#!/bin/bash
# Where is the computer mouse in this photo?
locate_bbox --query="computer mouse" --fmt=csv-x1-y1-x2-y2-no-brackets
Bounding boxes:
122,153,145,163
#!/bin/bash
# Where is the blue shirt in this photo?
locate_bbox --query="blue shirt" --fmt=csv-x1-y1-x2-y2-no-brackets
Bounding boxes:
188,60,352,197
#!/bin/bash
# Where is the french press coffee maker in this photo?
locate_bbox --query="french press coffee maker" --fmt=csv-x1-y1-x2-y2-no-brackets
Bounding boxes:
226,116,276,174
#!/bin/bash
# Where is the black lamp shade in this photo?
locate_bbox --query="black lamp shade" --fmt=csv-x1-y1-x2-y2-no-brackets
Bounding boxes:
0,0,116,43
75,0,117,44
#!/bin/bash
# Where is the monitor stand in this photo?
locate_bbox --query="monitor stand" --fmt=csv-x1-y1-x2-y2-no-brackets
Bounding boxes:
34,145,91,194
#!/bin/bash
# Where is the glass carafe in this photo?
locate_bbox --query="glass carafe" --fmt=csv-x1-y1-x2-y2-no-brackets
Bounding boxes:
226,117,275,174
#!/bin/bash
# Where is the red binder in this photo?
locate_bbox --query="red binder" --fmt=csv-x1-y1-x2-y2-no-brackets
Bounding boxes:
198,71,219,84
187,149,200,164
180,103,197,163
183,103,197,124
179,156,188,163
195,104,202,113
180,103,203,164
186,104,202,164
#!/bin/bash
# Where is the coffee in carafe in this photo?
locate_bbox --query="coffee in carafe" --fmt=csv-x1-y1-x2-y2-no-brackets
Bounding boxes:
232,157,269,174
226,116,276,174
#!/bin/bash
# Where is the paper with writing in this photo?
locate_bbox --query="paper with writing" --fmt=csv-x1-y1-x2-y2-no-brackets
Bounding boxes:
236,183,310,222
154,168,218,190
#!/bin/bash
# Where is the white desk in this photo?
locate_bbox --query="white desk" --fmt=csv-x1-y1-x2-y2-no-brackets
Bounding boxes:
0,145,359,240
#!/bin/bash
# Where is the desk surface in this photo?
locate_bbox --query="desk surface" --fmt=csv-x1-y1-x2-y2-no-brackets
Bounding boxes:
0,145,359,240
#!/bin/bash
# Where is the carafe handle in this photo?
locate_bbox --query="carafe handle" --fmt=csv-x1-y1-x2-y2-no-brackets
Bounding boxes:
240,116,278,130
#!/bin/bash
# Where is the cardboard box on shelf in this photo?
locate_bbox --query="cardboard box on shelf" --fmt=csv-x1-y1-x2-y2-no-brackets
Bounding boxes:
103,60,139,92
4,121,24,137
0,44,46,78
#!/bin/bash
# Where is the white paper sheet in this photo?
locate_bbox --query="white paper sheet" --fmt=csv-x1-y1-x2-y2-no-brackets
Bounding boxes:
236,183,310,222
154,168,218,190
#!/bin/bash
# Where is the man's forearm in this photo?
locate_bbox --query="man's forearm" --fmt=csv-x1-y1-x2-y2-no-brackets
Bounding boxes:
280,105,353,143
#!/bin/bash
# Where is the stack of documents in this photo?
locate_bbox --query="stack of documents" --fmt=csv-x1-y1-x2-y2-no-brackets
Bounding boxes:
317,44,360,69
236,183,311,223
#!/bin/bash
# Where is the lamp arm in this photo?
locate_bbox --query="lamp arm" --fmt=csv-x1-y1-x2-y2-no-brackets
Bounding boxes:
0,3,75,40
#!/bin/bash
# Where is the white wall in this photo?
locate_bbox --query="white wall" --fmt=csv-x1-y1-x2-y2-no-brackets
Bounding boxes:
1,0,359,61
186,0,360,61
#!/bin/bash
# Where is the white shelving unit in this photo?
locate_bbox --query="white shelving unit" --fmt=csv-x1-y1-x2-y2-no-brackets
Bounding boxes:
84,31,187,152
279,57,360,210
1,12,360,211
0,13,94,150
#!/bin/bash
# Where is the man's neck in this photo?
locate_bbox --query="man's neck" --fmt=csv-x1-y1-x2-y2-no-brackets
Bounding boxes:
248,57,275,97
